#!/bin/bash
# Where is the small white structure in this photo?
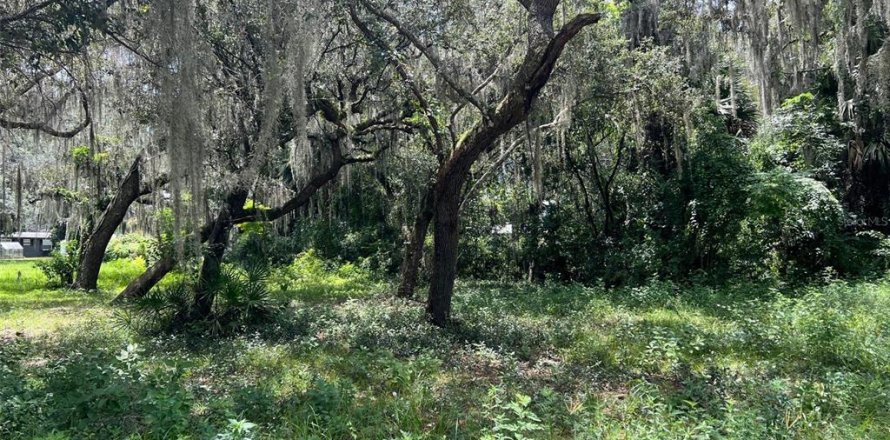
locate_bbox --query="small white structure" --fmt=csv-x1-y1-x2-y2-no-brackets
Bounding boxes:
492,224,514,235
0,241,24,259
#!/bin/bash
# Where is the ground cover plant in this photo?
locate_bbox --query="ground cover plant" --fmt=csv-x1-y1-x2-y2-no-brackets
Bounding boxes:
2,259,889,439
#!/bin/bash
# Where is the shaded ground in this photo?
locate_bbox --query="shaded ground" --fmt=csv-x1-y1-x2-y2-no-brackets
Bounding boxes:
1,259,889,439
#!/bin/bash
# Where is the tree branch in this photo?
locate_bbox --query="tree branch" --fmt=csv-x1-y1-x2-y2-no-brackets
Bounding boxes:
460,136,525,211
348,4,448,156
357,0,493,120
0,0,58,26
0,91,91,138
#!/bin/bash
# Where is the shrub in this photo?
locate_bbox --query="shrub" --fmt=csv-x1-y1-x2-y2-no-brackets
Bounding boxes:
749,93,844,186
482,389,544,440
733,170,845,280
121,263,279,335
271,249,380,300
104,233,156,262
212,264,278,327
35,241,78,288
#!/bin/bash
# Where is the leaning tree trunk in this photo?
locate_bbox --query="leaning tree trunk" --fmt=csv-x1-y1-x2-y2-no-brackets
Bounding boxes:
422,9,602,326
426,125,504,325
110,95,391,308
74,157,144,290
112,253,176,303
397,189,434,298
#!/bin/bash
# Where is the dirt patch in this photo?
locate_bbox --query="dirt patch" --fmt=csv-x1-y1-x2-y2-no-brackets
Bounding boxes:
0,328,26,343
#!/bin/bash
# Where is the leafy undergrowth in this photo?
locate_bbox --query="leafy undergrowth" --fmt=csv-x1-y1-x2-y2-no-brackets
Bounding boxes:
271,249,385,302
2,259,890,439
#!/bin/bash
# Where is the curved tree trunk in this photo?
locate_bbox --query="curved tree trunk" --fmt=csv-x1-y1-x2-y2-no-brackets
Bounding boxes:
192,190,247,320
74,156,143,290
422,10,602,326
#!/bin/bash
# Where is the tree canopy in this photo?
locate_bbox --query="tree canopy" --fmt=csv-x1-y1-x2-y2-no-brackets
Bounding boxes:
1,0,889,322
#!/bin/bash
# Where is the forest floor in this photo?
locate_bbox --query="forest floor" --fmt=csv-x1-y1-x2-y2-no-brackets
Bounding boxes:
1,258,889,439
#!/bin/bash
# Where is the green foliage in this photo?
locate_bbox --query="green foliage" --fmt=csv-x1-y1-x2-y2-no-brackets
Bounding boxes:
215,419,258,440
0,328,198,439
4,256,890,439
749,93,844,185
122,263,279,335
69,145,91,166
47,186,87,204
678,125,756,277
482,390,544,440
35,241,78,288
212,264,278,327
271,249,381,301
228,230,301,267
104,233,157,263
118,279,193,334
735,170,845,279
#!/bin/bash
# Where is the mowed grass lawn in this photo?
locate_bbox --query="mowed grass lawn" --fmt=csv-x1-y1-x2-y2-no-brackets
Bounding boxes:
0,259,145,336
1,258,889,439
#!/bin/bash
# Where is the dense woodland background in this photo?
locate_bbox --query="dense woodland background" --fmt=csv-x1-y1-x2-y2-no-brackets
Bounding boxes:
2,0,890,438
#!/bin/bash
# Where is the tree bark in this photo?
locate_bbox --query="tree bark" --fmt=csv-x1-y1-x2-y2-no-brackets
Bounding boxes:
191,190,247,320
423,11,602,326
1,143,6,234
427,179,462,326
397,188,434,298
15,164,22,235
74,157,142,290
112,253,176,303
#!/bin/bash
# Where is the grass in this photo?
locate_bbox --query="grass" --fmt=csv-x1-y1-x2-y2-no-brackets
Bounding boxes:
0,259,145,335
1,259,889,439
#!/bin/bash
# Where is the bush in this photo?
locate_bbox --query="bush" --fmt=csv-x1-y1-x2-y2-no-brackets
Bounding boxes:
270,249,380,300
749,92,844,186
104,234,156,262
35,241,78,287
732,170,846,280
121,263,279,335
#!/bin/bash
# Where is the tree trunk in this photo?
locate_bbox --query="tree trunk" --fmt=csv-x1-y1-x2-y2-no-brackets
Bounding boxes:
192,190,246,320
397,188,434,298
74,157,143,290
15,164,22,234
191,215,230,320
1,143,6,233
112,253,176,303
421,11,602,326
427,180,462,326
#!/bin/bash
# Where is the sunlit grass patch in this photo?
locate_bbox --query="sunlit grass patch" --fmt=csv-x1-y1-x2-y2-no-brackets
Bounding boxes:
97,257,147,292
0,259,48,292
1,258,146,334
